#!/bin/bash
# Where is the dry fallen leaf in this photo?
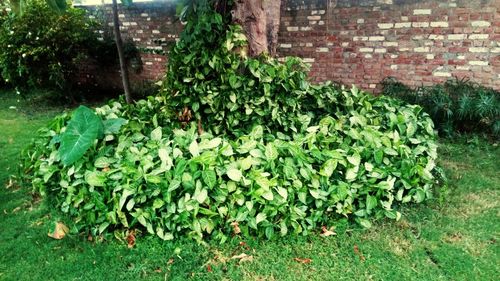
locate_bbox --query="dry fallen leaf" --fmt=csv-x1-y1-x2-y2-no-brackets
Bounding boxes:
127,230,136,248
353,245,366,262
231,253,253,263
47,222,69,240
206,264,212,272
293,258,312,264
167,258,174,265
320,226,337,237
154,268,162,273
238,241,250,250
230,222,241,234
5,178,14,189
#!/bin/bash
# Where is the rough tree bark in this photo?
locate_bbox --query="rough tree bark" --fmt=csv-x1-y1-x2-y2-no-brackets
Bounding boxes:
111,0,132,104
232,0,281,57
264,0,281,56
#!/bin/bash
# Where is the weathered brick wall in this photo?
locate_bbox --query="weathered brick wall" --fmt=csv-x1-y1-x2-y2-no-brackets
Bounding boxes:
77,2,180,89
78,0,499,92
279,0,499,91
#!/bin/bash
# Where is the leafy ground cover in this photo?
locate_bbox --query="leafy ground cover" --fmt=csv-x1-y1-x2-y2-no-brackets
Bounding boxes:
1,90,498,280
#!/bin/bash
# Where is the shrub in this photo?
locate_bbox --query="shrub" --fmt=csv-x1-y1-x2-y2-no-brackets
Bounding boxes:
0,0,99,91
382,77,500,137
23,87,438,242
22,4,441,242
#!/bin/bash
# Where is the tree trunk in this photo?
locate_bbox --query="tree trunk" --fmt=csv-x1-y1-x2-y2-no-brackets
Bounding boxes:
232,0,268,56
111,0,132,104
264,0,281,56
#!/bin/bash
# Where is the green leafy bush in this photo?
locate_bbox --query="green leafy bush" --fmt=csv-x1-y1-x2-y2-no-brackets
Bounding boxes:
382,77,500,137
0,0,98,91
22,3,440,242
23,86,438,241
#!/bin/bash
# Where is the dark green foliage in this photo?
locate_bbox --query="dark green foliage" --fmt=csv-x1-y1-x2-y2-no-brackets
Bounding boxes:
21,3,440,242
382,77,500,137
0,0,99,91
164,5,339,136
88,35,142,73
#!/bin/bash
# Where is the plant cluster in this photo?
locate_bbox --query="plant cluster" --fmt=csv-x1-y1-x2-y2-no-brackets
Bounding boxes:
0,0,100,91
382,77,500,137
22,3,441,242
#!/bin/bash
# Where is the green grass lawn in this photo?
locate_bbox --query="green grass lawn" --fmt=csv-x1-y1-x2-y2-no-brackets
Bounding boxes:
0,90,498,281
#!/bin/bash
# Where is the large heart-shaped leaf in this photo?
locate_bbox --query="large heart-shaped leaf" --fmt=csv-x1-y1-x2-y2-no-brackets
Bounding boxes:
59,106,103,166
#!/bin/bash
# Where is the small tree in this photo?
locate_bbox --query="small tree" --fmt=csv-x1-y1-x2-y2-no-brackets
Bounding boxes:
111,0,132,104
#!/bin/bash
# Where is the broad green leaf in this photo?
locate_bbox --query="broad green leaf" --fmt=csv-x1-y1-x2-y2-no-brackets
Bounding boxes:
366,195,377,210
262,190,274,201
241,156,253,170
94,157,114,168
150,127,162,141
309,189,320,199
85,171,106,187
98,222,109,234
347,153,361,166
227,168,242,182
265,143,278,160
221,142,234,156
137,215,147,227
157,228,174,241
153,199,164,209
194,188,208,204
189,140,199,156
119,189,134,210
319,159,337,178
126,198,135,211
256,213,267,224
59,106,103,166
199,137,222,150
103,118,127,134
251,125,264,139
358,218,372,228
345,168,358,181
277,187,288,200
255,177,270,189
265,226,274,239
414,189,426,203
374,149,384,164
202,170,217,188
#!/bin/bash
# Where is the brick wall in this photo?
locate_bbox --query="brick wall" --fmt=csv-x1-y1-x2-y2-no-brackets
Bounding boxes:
279,0,499,91
78,2,180,90
79,0,500,92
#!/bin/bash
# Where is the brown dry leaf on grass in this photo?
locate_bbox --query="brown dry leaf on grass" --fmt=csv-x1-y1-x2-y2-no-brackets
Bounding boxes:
231,221,241,234
127,230,136,248
47,222,69,240
231,253,254,263
320,226,337,237
5,178,21,191
353,245,366,262
293,258,312,264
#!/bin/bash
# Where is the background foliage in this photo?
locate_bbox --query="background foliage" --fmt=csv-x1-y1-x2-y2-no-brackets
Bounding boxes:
382,77,500,138
0,0,99,91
